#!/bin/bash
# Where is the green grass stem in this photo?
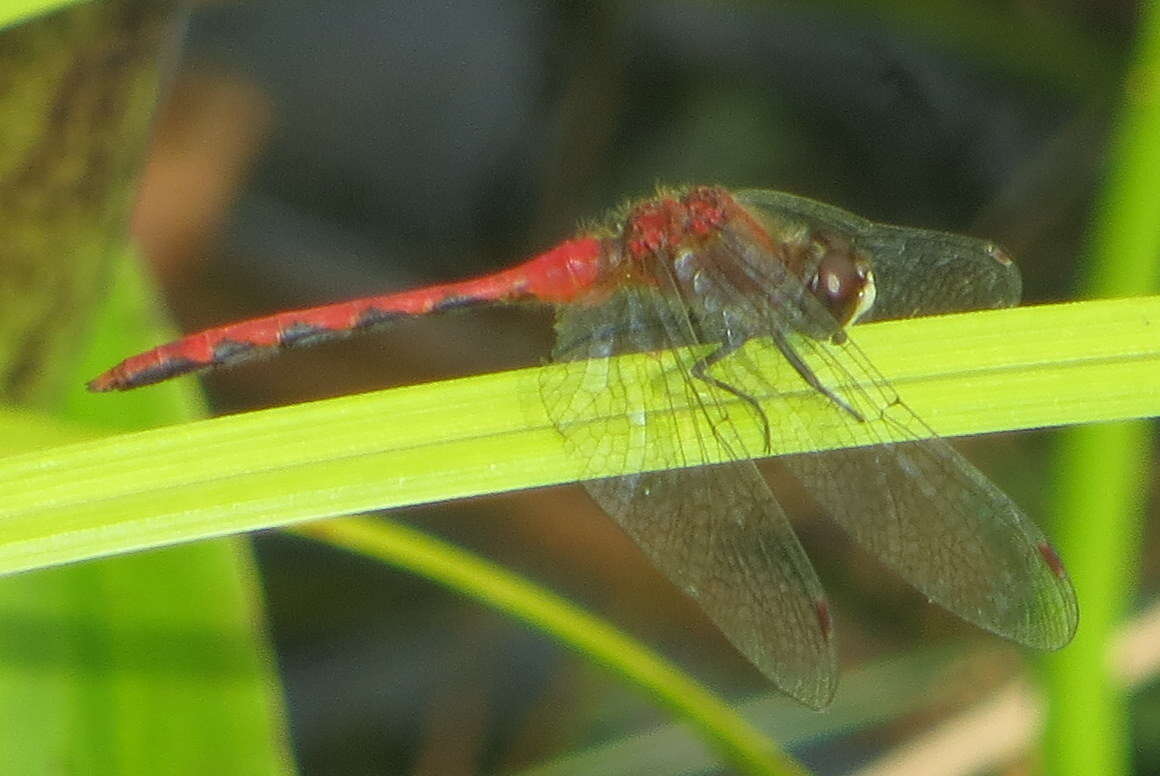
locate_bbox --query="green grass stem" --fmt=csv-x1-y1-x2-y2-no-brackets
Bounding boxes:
290,516,809,776
1041,2,1160,773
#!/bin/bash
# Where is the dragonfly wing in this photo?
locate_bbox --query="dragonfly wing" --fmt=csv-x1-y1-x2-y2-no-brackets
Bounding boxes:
546,287,837,707
726,325,1078,649
677,200,1077,649
733,188,1022,321
780,434,1078,649
585,465,838,708
854,227,1021,321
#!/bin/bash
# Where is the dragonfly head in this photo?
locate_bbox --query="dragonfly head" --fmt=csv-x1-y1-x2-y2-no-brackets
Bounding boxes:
806,240,877,331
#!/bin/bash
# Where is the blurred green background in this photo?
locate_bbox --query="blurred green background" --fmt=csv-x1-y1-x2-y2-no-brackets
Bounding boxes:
1,1,1157,774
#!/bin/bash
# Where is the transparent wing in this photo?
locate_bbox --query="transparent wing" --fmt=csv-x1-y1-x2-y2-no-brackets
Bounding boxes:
781,429,1078,649
544,287,837,708
698,219,1078,649
733,188,1022,321
541,192,1074,707
711,333,1078,648
586,465,838,707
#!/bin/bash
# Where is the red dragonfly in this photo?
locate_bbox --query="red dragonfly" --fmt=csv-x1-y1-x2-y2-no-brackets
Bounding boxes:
91,186,1077,707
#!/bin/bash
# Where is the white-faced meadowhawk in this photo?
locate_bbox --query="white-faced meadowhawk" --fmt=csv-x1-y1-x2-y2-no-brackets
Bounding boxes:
90,185,1078,708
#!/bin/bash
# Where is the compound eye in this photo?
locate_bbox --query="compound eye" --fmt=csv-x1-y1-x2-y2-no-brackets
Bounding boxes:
807,248,875,327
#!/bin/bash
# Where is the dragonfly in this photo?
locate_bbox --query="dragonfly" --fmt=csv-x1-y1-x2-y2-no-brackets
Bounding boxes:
90,186,1078,708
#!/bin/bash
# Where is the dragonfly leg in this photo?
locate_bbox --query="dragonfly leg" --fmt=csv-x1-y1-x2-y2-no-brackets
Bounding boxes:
691,339,772,453
770,329,865,423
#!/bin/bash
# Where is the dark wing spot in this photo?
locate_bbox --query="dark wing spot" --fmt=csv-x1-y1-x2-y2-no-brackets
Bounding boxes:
987,244,1015,266
814,598,833,640
1038,542,1067,579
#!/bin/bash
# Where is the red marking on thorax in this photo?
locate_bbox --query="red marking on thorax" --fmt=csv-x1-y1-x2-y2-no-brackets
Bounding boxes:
626,200,675,258
683,187,729,235
625,186,732,261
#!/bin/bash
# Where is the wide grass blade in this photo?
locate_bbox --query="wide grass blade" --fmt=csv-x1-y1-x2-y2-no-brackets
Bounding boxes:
0,295,1155,577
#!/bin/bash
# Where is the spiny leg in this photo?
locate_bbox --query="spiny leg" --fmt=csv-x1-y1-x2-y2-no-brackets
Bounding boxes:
770,329,865,423
691,338,772,453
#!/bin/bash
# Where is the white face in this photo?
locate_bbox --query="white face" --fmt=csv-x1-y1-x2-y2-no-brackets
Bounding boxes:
847,264,877,326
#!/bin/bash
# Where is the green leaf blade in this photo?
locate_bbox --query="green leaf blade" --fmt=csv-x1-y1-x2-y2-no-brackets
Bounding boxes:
0,295,1155,578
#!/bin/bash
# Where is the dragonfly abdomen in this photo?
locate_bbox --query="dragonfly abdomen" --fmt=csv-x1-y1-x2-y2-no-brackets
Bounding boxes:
87,236,608,392
87,292,491,391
